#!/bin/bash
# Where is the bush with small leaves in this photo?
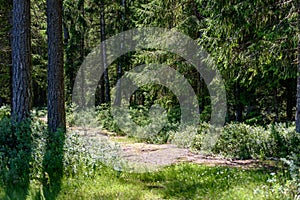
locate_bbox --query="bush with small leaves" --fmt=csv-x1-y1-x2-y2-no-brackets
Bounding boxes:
191,122,300,160
0,106,10,120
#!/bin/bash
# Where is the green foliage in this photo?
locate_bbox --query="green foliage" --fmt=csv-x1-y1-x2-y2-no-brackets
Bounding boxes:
0,117,125,195
96,104,123,134
197,0,297,122
96,104,179,143
213,123,268,159
168,125,198,148
0,106,10,120
2,0,300,197
125,106,173,143
0,113,299,199
190,122,300,160
281,154,300,198
0,117,32,199
0,1,12,105
1,163,295,200
65,103,76,126
253,171,299,200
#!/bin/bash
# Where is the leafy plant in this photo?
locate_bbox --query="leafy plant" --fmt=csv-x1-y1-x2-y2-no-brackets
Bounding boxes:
190,122,300,160
0,106,10,120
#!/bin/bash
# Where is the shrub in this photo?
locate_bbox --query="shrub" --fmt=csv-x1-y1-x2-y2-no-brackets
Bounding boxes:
96,104,123,135
66,103,77,127
168,125,198,148
0,106,10,120
211,123,267,159
0,116,125,187
124,105,175,144
0,118,32,188
96,104,178,143
191,122,300,160
63,131,126,177
281,154,300,198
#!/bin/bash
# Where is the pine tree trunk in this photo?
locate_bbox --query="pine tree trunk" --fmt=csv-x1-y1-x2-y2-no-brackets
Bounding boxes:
114,0,126,106
100,76,106,104
47,0,66,133
273,88,278,122
115,61,122,105
62,12,71,101
296,0,300,132
100,2,110,103
11,0,32,122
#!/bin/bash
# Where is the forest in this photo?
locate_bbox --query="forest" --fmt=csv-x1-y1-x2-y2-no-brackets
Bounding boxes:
0,0,300,199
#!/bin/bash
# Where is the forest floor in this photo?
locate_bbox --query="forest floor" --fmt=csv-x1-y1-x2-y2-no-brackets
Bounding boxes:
69,126,274,170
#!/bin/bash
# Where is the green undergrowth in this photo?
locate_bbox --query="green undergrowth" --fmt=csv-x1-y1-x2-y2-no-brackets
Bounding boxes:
70,104,300,161
188,122,300,160
0,163,296,200
0,106,299,199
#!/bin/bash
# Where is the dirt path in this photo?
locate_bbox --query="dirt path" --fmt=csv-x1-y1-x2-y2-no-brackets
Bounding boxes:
118,140,268,169
70,127,269,170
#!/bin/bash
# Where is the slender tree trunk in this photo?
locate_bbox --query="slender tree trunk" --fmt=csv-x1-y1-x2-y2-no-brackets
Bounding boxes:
100,2,110,103
273,88,278,122
62,10,71,102
100,76,106,104
114,0,126,106
235,82,243,122
115,58,123,105
11,0,32,122
296,0,300,132
79,0,86,107
47,0,66,133
198,75,205,113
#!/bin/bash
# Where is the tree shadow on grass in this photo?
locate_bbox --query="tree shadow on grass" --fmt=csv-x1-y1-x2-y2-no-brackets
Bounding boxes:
42,129,65,200
160,164,270,199
128,163,272,200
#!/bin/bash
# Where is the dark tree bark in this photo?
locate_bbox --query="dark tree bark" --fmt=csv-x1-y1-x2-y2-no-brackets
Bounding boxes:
297,0,300,132
95,76,105,105
114,0,126,106
47,0,66,133
43,1,66,198
100,1,110,103
62,8,72,102
11,0,32,122
198,75,205,113
8,1,32,197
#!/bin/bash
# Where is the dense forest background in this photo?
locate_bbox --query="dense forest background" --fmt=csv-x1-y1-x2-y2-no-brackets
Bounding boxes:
1,0,300,199
1,0,298,126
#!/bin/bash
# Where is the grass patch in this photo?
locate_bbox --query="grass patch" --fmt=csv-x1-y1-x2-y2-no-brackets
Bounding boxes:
0,163,291,200
110,136,141,144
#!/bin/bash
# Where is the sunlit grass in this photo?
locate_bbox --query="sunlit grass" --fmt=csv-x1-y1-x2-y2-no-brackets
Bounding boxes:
0,163,288,200
109,135,140,144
